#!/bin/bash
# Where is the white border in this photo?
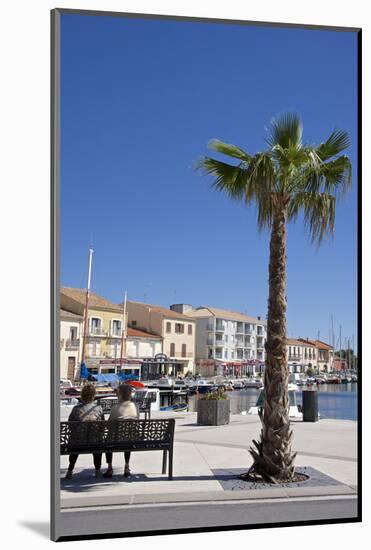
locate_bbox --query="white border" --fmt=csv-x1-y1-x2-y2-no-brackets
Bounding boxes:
1,0,368,548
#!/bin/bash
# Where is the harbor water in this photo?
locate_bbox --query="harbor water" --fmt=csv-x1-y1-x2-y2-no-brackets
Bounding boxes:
188,384,358,421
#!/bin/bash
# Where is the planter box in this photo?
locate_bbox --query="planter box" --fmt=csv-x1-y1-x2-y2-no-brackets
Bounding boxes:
197,399,230,426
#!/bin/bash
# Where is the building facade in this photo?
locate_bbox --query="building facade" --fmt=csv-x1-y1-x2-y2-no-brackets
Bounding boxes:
60,309,83,380
61,287,126,375
126,327,163,359
287,338,318,373
176,305,267,377
126,301,196,376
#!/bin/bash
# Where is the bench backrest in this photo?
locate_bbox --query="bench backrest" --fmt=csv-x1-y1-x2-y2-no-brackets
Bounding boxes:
60,418,175,453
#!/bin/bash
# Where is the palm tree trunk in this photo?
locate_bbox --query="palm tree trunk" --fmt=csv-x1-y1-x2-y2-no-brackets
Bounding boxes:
247,206,296,482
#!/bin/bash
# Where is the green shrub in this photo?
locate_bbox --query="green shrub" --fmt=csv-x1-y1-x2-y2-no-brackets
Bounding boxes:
201,387,228,400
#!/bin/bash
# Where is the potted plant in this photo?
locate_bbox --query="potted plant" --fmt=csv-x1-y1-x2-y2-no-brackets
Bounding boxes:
197,388,230,426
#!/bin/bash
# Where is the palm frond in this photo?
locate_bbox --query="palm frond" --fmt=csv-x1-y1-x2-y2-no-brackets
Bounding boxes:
196,156,247,200
208,139,253,162
267,112,303,149
288,192,336,244
316,130,350,161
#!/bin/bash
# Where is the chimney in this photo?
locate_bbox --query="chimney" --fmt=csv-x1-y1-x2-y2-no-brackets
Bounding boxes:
170,304,193,314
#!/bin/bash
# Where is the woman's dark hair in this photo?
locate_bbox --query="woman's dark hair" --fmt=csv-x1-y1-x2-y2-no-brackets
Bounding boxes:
80,383,96,403
118,384,133,402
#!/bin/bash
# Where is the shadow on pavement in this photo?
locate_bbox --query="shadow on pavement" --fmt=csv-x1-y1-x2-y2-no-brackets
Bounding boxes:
18,521,50,539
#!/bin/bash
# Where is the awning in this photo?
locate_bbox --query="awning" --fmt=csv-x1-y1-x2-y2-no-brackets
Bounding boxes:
90,372,139,383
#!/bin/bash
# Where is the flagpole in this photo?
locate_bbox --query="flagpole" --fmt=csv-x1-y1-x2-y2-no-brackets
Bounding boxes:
119,291,127,374
81,248,93,376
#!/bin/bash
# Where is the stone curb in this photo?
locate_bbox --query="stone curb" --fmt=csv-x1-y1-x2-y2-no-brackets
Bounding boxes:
61,484,357,509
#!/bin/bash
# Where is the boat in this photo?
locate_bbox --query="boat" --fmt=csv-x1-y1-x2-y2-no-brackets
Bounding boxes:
160,403,188,412
190,379,217,394
243,379,263,389
248,383,303,420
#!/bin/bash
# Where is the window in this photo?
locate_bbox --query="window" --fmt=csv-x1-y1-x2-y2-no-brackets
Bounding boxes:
112,319,122,336
224,349,228,359
188,324,192,335
69,326,78,340
175,323,184,334
166,322,171,333
132,320,137,326
181,344,186,357
88,339,100,357
170,343,175,356
90,317,102,335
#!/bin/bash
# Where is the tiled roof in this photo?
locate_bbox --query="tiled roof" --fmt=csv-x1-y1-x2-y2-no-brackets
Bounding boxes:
60,308,83,320
313,339,333,350
61,287,123,313
127,327,162,339
125,300,195,321
297,338,333,350
287,338,315,347
184,306,266,325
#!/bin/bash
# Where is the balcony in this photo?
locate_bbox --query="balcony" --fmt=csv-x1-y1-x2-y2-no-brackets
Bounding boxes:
288,355,301,361
109,328,122,338
215,340,226,348
65,339,80,350
172,352,194,358
236,323,244,334
215,323,225,332
88,326,107,336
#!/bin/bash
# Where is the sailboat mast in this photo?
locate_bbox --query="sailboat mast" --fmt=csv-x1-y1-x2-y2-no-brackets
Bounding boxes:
119,291,128,371
81,248,93,366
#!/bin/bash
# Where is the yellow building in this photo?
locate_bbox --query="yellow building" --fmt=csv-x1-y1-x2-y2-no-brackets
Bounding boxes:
60,287,125,375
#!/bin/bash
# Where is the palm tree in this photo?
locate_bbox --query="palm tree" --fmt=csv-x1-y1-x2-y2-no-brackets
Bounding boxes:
197,112,351,482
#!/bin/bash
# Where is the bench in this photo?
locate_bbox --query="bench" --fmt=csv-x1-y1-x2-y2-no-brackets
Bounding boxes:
98,397,152,419
60,418,175,480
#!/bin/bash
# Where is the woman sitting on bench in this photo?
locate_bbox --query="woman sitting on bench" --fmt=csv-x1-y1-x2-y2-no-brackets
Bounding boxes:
103,384,138,478
65,383,104,479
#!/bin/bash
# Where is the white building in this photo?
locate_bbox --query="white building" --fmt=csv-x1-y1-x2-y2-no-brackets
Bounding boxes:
126,327,163,359
287,338,318,373
60,309,83,380
126,301,196,376
173,305,267,377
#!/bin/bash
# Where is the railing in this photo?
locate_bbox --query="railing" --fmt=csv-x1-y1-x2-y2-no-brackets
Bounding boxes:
236,325,244,334
89,327,107,336
65,339,80,349
109,329,122,337
288,355,301,361
215,324,225,332
215,340,226,347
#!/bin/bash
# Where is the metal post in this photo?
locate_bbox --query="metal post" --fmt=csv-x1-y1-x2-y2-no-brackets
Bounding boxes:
81,248,93,367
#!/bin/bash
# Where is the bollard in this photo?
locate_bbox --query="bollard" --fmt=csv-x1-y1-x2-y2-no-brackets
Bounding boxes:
302,390,319,422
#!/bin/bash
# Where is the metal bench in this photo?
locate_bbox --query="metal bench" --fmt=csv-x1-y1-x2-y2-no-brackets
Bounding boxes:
60,418,175,479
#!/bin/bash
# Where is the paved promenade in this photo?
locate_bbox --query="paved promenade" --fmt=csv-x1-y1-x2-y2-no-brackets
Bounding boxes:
60,410,357,509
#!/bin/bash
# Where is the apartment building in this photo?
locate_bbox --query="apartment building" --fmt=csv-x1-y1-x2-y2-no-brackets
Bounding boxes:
287,338,318,373
126,301,196,376
60,309,83,380
61,287,125,375
175,305,266,377
304,339,334,372
126,327,163,359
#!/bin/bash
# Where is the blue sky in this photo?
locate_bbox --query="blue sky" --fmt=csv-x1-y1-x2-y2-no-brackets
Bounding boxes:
60,14,358,349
